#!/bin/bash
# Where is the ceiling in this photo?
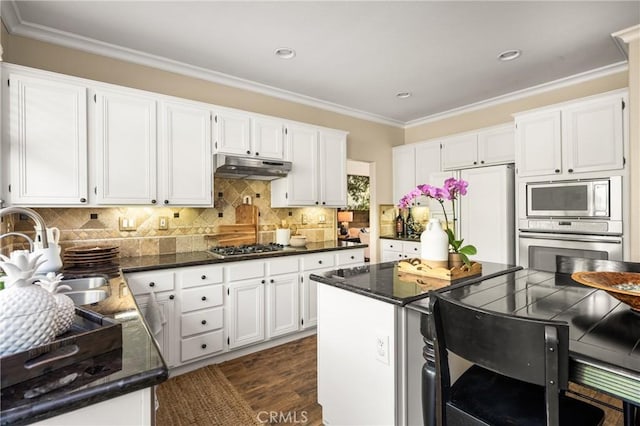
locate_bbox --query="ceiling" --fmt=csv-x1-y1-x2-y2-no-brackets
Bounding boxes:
2,1,639,126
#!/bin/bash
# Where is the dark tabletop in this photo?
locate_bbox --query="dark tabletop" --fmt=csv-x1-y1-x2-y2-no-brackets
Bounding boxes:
310,261,522,306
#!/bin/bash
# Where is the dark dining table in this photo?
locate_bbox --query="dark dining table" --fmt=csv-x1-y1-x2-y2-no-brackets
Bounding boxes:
409,267,640,426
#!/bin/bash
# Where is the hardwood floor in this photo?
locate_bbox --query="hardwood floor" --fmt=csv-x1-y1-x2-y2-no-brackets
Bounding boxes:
218,335,625,426
218,335,322,426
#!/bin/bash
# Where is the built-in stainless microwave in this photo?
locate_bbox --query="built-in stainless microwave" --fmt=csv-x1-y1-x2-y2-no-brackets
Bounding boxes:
526,177,621,219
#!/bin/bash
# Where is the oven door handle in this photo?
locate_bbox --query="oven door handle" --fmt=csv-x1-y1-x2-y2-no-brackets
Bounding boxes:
518,234,622,244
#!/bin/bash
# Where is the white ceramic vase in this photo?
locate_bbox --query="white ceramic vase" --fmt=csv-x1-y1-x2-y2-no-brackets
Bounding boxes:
420,218,449,269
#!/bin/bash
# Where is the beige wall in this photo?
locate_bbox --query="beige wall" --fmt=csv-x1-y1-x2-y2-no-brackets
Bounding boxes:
405,72,628,143
627,37,639,261
1,27,404,205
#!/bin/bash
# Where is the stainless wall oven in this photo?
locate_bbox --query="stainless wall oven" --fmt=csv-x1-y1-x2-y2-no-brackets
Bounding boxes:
519,176,623,272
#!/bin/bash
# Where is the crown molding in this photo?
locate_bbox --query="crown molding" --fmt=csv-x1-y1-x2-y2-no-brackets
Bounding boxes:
405,61,628,128
1,2,404,128
612,24,640,44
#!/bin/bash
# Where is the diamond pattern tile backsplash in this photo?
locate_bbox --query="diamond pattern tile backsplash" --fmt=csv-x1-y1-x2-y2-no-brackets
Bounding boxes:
7,178,337,258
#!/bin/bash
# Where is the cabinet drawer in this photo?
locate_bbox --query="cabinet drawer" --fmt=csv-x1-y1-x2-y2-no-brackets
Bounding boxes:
303,253,335,271
337,249,364,265
381,239,402,252
126,270,174,295
180,265,223,289
181,329,224,362
269,257,299,275
181,285,223,313
227,260,265,281
403,242,421,256
181,307,223,337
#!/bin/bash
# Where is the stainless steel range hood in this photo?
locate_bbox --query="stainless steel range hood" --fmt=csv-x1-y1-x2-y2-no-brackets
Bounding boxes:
214,154,292,180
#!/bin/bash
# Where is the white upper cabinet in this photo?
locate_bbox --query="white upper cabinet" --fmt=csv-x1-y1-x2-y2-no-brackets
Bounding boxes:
93,87,158,205
7,72,89,205
214,111,285,160
271,124,347,207
160,100,212,206
252,116,284,160
392,141,440,206
515,91,625,178
441,124,514,170
213,110,251,156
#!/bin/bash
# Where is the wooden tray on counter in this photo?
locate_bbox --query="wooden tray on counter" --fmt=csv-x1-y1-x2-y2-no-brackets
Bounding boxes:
397,258,482,282
1,307,122,389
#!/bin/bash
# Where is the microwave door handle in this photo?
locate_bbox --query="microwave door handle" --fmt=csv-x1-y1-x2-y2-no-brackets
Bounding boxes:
519,234,622,244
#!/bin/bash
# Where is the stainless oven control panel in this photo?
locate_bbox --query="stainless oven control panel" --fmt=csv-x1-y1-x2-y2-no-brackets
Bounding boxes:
519,219,622,235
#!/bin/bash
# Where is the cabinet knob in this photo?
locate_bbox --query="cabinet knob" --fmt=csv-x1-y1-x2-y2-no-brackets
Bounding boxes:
414,247,418,251
322,201,326,205
318,260,323,264
568,168,574,173
480,160,485,164
201,344,207,349
201,296,207,301
149,282,155,287
201,320,207,325
315,201,319,205
255,152,259,156
80,197,87,203
164,200,169,205
554,169,560,173
169,295,175,300
261,279,266,284
246,150,251,155
270,279,274,283
473,161,477,165
201,275,207,280
151,199,157,204
350,256,355,259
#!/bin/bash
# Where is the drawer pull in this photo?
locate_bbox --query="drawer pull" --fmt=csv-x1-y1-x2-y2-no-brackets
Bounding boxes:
169,295,175,300
318,260,323,264
261,279,266,284
201,296,207,301
201,275,206,280
201,320,207,325
350,256,355,259
149,282,155,287
201,344,207,349
270,279,274,283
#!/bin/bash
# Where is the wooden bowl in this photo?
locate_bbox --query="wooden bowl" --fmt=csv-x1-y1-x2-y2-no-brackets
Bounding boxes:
571,271,640,312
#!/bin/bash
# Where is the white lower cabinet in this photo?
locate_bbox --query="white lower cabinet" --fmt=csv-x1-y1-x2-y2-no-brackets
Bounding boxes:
381,239,420,262
226,278,265,349
266,273,300,338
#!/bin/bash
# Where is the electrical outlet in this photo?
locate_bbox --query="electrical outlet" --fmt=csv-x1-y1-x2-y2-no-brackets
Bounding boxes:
119,217,137,231
375,334,389,364
158,216,168,230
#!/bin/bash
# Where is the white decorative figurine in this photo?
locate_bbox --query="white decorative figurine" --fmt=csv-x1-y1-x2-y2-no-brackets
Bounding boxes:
36,272,75,336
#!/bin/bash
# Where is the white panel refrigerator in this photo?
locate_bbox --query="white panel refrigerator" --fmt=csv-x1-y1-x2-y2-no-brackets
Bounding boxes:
428,164,515,265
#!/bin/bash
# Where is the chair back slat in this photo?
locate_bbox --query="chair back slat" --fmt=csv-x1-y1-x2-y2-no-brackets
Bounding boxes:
431,293,569,388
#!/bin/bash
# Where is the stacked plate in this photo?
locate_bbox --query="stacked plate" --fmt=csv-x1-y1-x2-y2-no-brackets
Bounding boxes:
62,245,120,277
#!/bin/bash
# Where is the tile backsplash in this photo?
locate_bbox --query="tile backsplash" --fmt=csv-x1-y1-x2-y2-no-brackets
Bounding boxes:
6,178,337,258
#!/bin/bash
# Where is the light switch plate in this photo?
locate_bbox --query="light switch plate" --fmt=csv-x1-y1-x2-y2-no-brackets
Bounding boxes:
158,216,168,230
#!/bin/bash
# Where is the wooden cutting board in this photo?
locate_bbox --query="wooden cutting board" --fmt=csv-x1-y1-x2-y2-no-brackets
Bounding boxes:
236,204,258,225
215,224,256,246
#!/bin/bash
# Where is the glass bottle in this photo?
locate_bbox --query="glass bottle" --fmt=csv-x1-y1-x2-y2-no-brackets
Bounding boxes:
395,209,405,238
406,208,415,238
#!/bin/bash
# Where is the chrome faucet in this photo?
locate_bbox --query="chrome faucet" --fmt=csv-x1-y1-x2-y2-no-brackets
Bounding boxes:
0,207,49,248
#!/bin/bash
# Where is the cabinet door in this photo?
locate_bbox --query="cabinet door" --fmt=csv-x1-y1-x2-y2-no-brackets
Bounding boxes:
8,74,88,205
515,110,562,177
414,142,441,206
160,101,212,206
279,124,319,206
441,133,478,170
227,279,265,349
562,95,624,174
252,116,284,159
301,270,330,329
478,124,514,166
214,110,251,156
319,130,347,207
136,292,177,367
392,145,416,205
94,88,157,204
266,273,300,338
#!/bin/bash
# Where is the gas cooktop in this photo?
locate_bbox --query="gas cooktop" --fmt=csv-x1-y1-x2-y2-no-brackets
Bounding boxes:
208,243,285,259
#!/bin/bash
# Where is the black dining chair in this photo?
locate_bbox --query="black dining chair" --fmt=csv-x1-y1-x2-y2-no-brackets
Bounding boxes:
430,292,605,426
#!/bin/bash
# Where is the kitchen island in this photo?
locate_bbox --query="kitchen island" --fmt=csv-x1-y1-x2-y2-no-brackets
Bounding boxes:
310,261,520,426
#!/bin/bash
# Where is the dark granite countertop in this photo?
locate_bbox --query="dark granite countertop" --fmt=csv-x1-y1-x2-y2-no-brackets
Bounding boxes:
119,241,368,273
379,235,422,242
310,261,522,306
1,272,167,426
0,241,367,425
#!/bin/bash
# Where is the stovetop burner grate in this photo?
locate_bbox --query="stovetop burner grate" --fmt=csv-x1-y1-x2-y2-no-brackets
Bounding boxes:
208,243,285,258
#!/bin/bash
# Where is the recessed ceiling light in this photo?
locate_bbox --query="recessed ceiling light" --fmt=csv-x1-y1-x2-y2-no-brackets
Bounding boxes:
396,92,412,99
274,47,296,59
497,49,521,62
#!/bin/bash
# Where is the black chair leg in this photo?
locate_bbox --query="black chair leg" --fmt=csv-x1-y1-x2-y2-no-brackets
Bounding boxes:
622,402,639,426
